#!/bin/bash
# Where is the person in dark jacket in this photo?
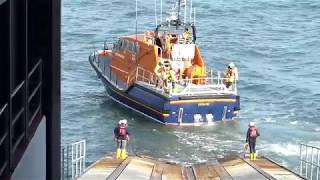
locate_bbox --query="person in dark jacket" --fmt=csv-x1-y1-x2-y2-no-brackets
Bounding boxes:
246,121,260,160
114,119,130,160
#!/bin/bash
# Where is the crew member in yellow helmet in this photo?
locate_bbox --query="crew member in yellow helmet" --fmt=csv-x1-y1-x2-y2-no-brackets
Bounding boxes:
167,66,177,93
183,28,191,44
154,61,165,89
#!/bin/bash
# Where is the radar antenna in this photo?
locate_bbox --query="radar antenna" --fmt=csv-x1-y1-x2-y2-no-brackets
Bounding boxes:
177,0,181,21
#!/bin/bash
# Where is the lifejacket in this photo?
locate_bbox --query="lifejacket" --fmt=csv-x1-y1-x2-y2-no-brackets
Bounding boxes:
165,36,171,53
155,64,161,75
155,65,165,77
249,127,257,138
182,31,190,43
118,126,127,137
183,31,190,40
167,70,177,82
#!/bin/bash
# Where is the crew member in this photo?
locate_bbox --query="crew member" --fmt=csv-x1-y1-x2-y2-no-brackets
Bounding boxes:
183,28,191,43
154,62,165,89
224,62,238,88
166,66,177,93
246,122,260,161
114,119,130,160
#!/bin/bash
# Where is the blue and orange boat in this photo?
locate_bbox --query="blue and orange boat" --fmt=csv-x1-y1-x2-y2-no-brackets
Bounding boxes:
89,0,240,125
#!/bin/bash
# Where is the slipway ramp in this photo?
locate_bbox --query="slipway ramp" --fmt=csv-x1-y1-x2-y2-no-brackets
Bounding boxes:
77,155,303,180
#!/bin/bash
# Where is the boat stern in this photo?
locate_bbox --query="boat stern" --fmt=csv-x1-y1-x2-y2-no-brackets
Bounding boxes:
163,95,240,125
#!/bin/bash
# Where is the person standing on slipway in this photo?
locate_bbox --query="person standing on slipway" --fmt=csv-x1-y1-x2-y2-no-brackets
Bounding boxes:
114,119,130,160
246,121,260,161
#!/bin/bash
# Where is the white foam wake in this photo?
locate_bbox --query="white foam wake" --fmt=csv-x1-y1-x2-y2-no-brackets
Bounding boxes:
266,143,300,156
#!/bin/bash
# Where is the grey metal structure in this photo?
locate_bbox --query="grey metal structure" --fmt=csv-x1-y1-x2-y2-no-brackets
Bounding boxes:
61,140,87,180
71,140,86,179
300,143,320,180
0,0,61,179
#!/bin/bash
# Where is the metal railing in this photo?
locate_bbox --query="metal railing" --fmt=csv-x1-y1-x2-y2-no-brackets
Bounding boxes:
61,140,87,180
91,50,238,95
92,51,128,90
300,143,320,180
136,67,157,85
134,66,238,96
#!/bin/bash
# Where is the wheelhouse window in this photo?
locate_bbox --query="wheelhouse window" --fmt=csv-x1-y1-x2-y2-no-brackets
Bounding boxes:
121,39,128,51
133,43,139,55
113,39,122,51
127,42,134,53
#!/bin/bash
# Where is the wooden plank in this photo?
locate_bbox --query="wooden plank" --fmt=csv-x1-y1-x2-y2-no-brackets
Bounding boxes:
106,157,132,180
220,159,268,180
209,164,232,180
79,168,116,180
91,157,123,169
182,166,196,180
150,163,164,180
78,156,124,180
117,158,154,180
162,163,183,180
242,158,277,180
251,158,303,180
193,164,220,180
79,155,304,180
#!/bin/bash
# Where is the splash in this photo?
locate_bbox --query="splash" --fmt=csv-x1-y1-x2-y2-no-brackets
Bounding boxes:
289,121,298,125
267,143,300,156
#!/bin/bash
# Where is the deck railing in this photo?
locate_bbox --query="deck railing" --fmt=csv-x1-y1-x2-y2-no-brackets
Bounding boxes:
300,143,320,180
92,50,238,95
92,51,129,90
134,66,238,95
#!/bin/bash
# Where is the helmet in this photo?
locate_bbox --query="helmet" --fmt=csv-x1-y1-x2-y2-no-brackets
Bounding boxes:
118,119,127,125
228,62,235,68
249,122,255,127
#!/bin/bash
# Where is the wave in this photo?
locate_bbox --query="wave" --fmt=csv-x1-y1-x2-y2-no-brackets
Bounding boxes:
264,143,300,157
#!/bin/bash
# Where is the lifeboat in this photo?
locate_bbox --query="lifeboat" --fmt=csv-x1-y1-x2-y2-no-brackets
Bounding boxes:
89,0,240,125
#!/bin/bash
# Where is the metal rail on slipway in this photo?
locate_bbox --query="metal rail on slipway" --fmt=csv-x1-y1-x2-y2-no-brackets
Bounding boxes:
300,143,320,180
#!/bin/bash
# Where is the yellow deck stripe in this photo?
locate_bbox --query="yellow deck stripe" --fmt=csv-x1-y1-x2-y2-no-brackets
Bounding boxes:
169,98,236,105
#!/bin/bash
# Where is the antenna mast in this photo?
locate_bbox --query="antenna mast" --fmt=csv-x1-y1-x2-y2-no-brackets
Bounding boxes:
155,0,157,27
136,0,138,41
160,0,163,22
190,0,192,22
177,0,181,21
193,7,196,25
135,0,138,64
184,0,187,23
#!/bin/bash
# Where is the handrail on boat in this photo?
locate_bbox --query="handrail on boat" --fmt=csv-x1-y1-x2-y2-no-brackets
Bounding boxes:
92,50,238,95
132,66,238,95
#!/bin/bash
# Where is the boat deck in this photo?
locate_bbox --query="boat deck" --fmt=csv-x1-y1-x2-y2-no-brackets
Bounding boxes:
78,155,303,180
136,81,234,97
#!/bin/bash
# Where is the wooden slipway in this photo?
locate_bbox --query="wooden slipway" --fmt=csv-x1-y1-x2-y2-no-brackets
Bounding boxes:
78,155,303,180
